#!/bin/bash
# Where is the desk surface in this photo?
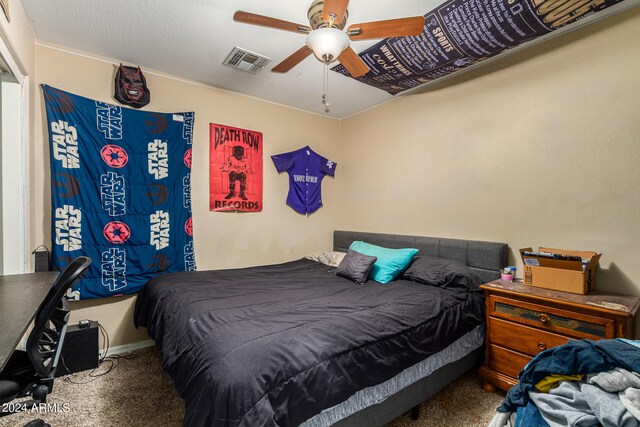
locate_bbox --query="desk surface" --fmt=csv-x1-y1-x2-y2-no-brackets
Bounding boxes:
0,271,59,371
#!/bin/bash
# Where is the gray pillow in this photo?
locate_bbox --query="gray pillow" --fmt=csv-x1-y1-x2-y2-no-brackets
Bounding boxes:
336,249,378,285
401,255,482,291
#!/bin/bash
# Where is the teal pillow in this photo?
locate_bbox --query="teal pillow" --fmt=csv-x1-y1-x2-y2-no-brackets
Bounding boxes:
349,241,419,284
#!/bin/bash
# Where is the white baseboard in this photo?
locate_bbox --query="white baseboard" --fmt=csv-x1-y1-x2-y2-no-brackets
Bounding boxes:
103,339,155,357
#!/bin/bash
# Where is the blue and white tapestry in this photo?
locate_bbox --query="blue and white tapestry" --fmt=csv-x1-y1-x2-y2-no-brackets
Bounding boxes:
43,84,196,300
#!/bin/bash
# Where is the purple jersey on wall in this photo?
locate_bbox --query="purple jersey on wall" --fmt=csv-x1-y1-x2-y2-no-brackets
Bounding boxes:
272,146,336,214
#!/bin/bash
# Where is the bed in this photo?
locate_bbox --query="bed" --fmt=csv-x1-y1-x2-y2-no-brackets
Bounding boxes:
134,230,508,426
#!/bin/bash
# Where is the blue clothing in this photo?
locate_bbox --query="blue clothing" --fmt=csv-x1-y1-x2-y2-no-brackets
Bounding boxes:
515,401,549,427
499,339,640,413
271,146,336,214
619,338,640,350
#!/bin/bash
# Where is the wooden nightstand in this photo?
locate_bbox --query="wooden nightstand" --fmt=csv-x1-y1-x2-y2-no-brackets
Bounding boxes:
478,279,640,393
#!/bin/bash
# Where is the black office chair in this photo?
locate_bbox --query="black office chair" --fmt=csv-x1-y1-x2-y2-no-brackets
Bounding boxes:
0,256,92,416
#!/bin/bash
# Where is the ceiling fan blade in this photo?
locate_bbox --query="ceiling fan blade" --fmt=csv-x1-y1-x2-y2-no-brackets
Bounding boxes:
338,47,369,78
272,46,313,73
322,0,349,25
234,11,311,34
347,16,425,41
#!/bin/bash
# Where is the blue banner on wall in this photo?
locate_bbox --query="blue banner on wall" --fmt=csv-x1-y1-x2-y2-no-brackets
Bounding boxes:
334,0,624,94
43,85,196,300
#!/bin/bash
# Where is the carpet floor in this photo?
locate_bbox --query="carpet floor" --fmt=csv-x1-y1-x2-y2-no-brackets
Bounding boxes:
0,347,504,427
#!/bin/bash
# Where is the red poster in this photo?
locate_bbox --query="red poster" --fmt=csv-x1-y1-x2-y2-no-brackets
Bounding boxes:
209,123,263,212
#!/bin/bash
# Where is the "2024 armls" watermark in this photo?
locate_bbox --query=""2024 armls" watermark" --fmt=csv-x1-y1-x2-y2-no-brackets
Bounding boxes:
1,402,71,414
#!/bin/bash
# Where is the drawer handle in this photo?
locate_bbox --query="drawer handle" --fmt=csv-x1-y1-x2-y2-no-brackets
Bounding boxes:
537,342,547,351
537,313,550,324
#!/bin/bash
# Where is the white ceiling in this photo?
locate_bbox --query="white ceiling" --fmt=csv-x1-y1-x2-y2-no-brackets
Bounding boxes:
21,0,442,118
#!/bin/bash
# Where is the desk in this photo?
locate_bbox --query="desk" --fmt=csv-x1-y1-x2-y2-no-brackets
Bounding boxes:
0,272,59,371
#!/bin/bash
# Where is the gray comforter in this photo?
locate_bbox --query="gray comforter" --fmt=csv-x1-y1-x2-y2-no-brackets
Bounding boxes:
134,259,484,427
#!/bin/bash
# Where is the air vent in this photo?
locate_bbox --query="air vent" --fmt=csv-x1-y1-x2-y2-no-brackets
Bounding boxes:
223,47,271,74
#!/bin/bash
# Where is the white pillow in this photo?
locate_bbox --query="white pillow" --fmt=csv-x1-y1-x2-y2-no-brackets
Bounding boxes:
305,251,346,267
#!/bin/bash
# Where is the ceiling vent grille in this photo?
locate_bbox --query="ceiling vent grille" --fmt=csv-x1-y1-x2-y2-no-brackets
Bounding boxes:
223,47,271,74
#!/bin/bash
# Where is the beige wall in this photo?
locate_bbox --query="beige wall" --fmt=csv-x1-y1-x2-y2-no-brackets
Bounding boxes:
34,44,341,347
337,9,640,302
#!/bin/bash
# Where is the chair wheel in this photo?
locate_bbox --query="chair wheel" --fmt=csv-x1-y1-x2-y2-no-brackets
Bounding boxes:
32,385,49,402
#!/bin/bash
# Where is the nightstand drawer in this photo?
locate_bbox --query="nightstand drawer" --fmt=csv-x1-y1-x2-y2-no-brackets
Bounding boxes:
488,317,570,356
479,280,639,393
488,295,615,340
488,345,531,379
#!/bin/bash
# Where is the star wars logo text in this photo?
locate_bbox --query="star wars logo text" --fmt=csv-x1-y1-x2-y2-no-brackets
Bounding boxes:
95,101,123,139
148,139,169,180
184,241,196,271
101,248,127,292
183,112,194,143
293,175,318,183
100,171,126,216
150,210,170,250
183,174,191,212
51,120,79,169
55,204,82,252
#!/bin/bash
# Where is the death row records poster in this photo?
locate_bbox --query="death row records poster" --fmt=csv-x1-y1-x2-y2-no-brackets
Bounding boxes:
333,0,625,94
209,123,263,212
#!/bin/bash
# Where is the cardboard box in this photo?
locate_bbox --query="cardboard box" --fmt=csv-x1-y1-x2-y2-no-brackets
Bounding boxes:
520,247,601,294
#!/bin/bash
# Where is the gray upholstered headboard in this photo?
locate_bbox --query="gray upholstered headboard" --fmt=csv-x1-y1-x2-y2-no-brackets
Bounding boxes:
333,230,508,283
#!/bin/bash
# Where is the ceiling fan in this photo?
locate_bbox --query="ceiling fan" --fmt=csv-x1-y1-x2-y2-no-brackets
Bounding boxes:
233,0,425,78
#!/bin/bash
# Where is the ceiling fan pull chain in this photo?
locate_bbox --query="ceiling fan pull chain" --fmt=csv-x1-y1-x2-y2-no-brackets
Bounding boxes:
322,62,330,114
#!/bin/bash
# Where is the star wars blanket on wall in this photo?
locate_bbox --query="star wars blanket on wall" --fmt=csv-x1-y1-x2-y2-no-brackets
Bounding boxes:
333,0,626,94
43,84,196,300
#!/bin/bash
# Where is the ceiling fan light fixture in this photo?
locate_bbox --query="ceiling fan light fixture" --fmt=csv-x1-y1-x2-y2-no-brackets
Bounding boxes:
305,28,349,63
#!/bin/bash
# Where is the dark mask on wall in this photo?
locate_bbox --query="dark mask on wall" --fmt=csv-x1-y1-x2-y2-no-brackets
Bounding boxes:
114,64,150,108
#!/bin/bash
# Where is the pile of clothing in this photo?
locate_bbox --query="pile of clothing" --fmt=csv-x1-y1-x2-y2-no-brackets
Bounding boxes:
489,339,640,427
